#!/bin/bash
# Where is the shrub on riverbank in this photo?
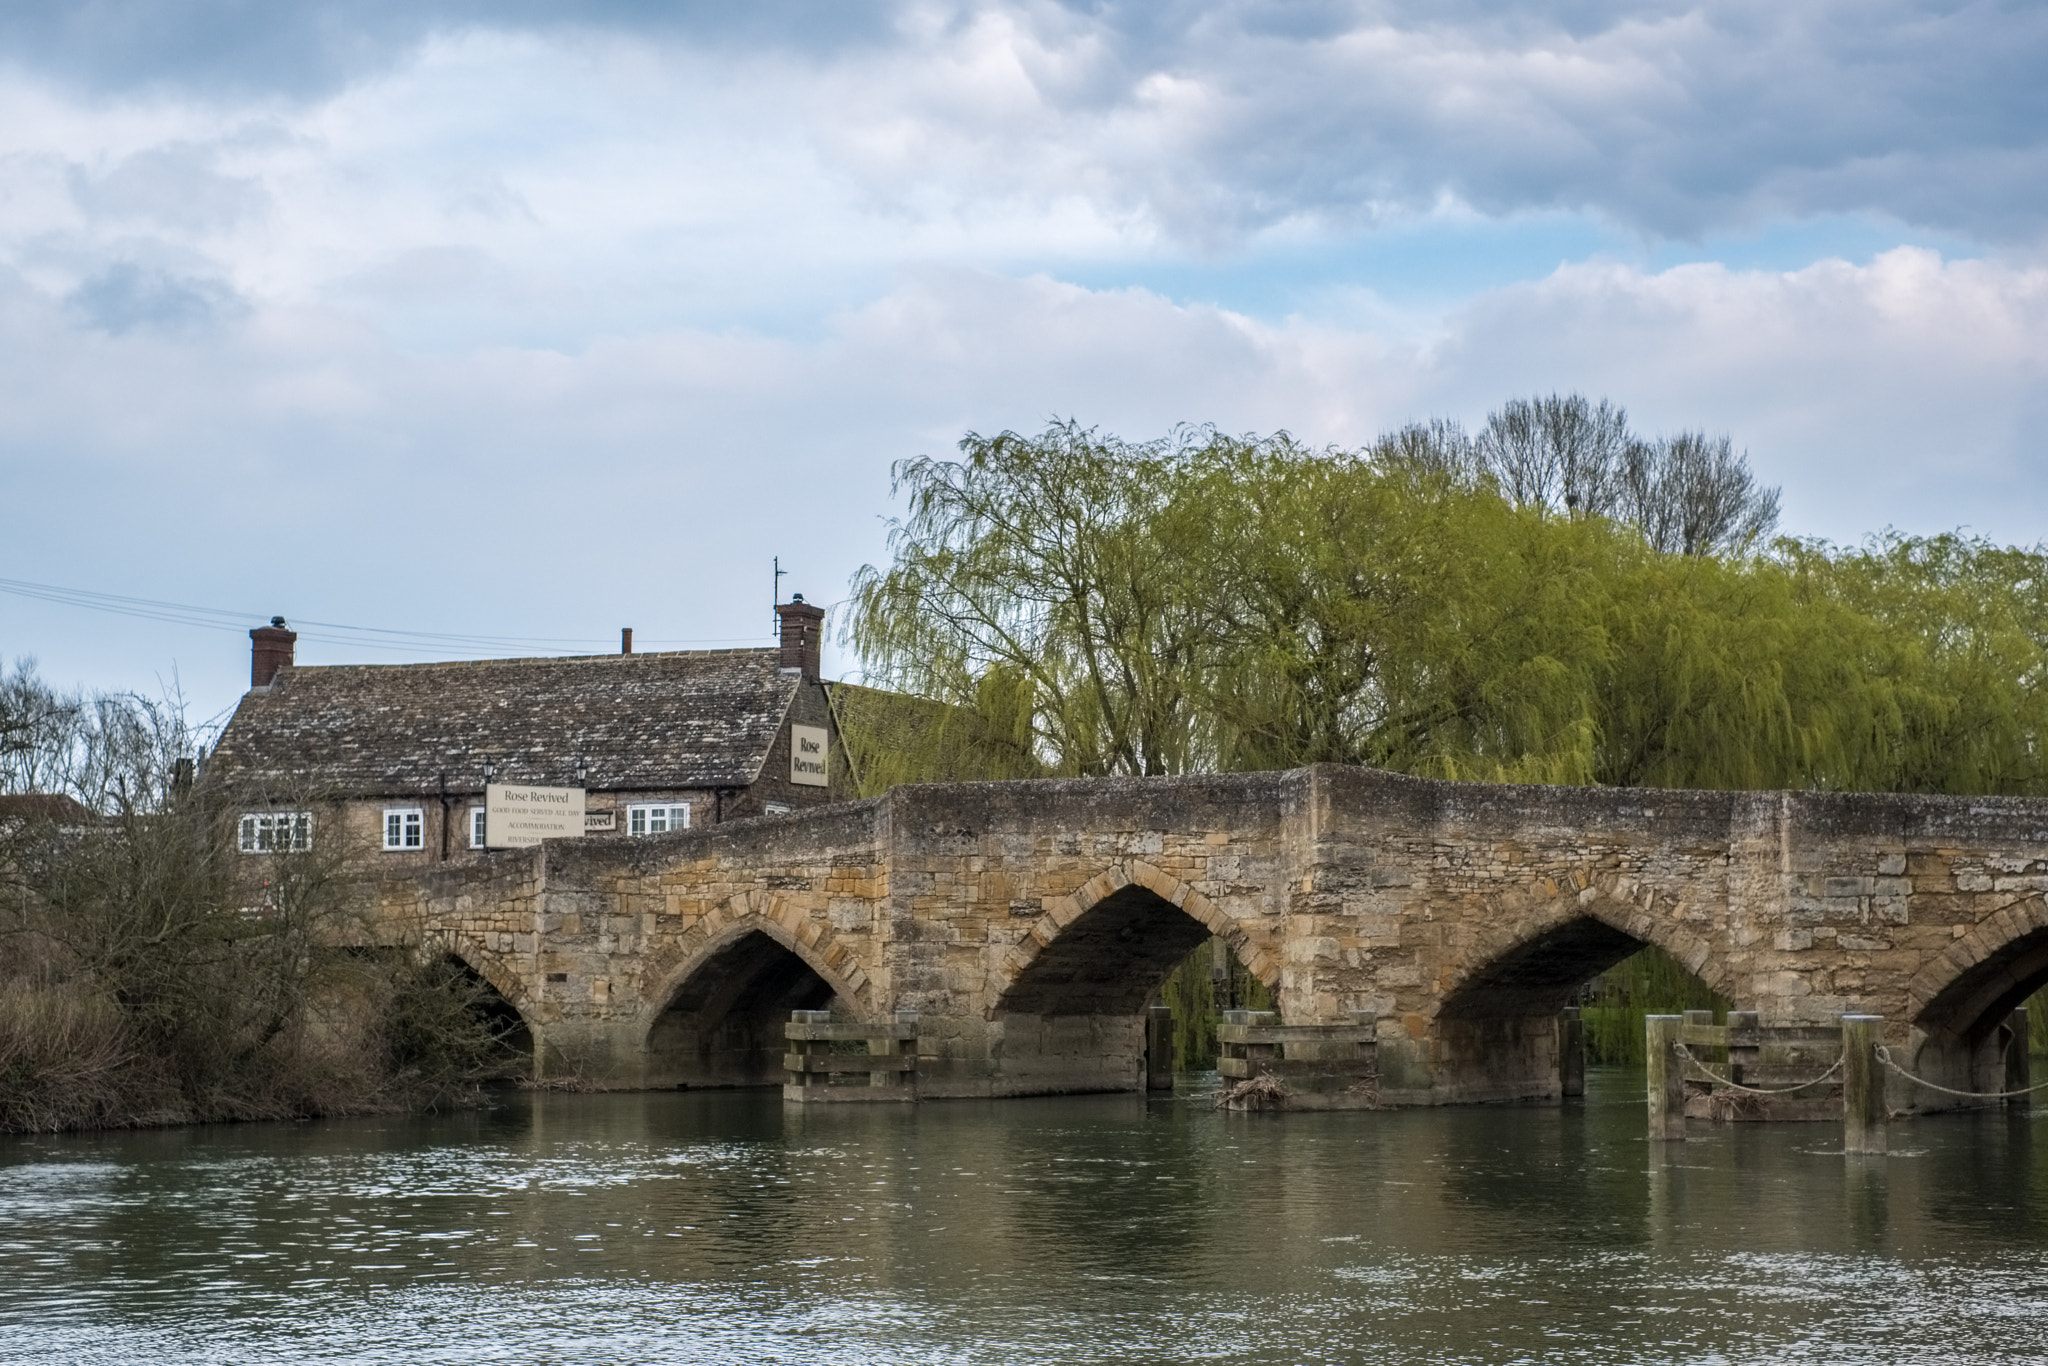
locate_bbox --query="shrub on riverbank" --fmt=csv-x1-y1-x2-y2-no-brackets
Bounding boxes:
0,764,515,1133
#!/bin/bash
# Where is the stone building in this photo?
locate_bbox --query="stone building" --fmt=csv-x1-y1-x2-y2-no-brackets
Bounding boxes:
206,598,849,868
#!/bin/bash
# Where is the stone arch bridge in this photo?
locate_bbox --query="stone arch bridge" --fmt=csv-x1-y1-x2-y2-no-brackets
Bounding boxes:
373,765,2048,1108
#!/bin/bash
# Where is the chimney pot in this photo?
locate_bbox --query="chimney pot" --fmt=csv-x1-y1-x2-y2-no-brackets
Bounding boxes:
250,616,297,689
774,596,825,680
621,627,633,655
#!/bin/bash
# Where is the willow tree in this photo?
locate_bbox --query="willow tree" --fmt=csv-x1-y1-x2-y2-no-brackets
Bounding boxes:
848,421,1222,777
1159,441,1609,783
848,417,2044,801
1780,532,2048,796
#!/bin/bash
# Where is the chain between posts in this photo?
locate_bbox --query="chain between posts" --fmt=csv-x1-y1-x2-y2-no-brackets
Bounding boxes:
1872,1045,2048,1100
1672,1042,1845,1095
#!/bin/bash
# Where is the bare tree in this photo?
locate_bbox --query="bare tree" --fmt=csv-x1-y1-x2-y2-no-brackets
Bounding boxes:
1450,395,1778,555
1370,418,1475,480
0,658,82,795
0,658,202,811
1473,394,1635,516
1618,431,1781,556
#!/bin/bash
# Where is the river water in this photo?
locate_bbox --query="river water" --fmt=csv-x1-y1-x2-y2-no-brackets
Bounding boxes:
2,1070,2044,1365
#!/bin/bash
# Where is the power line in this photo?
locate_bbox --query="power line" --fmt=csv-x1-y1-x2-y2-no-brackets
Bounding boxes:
0,576,771,657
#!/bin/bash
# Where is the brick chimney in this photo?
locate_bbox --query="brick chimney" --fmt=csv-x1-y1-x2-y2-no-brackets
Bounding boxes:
250,616,297,689
775,595,824,680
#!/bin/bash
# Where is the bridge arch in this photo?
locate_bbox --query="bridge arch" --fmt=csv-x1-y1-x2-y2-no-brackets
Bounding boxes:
436,936,531,1012
992,860,1279,1019
642,900,869,1088
1906,894,2048,1044
1421,873,1727,1103
1435,874,1728,1022
985,860,1279,1094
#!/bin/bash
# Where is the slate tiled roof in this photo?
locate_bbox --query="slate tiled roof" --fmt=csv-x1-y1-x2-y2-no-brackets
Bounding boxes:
0,793,96,823
208,649,801,797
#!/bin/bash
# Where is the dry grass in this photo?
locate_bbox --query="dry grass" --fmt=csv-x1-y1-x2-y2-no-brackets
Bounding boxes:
0,982,171,1131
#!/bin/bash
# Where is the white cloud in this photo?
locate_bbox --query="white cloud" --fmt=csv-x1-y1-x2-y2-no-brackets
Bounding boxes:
6,247,2043,724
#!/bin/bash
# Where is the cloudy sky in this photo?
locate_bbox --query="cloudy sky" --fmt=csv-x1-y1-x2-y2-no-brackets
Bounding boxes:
3,0,2044,731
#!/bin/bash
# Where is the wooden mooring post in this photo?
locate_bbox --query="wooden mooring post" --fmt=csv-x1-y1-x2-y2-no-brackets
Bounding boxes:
783,1009,919,1103
1841,1014,1885,1154
1146,1004,1174,1091
1645,1015,1685,1140
1725,1010,1759,1086
2005,1006,2032,1109
1558,1006,1585,1098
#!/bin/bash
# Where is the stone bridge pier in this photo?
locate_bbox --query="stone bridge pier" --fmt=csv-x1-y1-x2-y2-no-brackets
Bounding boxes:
374,766,2048,1110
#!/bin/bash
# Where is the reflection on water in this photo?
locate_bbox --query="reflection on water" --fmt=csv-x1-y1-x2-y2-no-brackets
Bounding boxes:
2,1070,2044,1364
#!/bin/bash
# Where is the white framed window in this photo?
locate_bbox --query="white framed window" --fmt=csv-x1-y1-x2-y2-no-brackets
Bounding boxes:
627,803,690,836
764,802,793,816
238,811,312,854
469,807,487,849
382,807,425,851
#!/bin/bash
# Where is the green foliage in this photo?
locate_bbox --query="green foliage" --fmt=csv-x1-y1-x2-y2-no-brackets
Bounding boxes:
1158,937,1276,1070
1776,533,2048,795
1580,946,1733,1066
850,415,2048,802
848,422,1217,778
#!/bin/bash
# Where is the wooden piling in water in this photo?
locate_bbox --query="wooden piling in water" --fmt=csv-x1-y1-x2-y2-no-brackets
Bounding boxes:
784,1009,919,1102
1216,1011,1378,1109
1841,1014,1885,1154
1646,1015,1684,1141
1725,1010,1758,1087
1146,1005,1174,1090
2006,1007,2031,1109
1559,1007,1584,1099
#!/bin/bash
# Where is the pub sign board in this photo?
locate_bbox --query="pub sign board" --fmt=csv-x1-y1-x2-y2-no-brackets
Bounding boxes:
790,724,829,787
485,783,586,848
